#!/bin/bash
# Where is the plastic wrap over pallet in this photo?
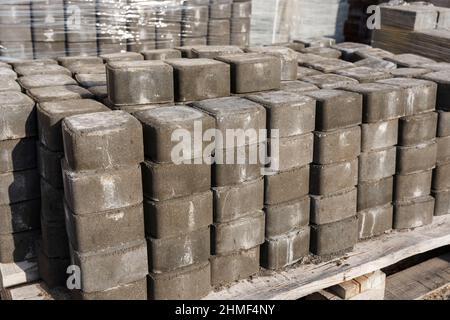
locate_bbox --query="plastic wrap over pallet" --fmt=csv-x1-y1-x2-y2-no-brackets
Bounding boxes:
0,0,252,61
250,0,349,45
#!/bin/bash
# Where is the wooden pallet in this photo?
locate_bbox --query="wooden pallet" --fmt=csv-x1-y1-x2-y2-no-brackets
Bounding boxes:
205,215,450,300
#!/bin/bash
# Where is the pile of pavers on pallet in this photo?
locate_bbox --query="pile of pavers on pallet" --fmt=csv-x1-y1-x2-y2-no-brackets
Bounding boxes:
0,38,450,299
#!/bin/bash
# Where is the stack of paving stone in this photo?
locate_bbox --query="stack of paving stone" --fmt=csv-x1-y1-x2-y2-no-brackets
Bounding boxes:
97,0,127,54
136,106,214,300
65,0,98,56
245,46,298,81
246,91,315,270
0,1,33,59
421,70,450,216
61,110,148,299
180,2,209,47
230,0,251,46
208,0,232,45
0,84,41,267
31,0,66,59
341,83,404,240
377,77,438,230
305,89,362,256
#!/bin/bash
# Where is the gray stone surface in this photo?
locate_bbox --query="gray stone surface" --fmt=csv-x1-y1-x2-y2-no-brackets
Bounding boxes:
395,170,433,201
18,74,77,90
420,71,450,111
27,85,94,103
432,189,450,216
75,73,107,88
437,136,450,164
437,111,450,137
100,52,143,63
264,165,310,205
212,210,265,255
361,120,398,152
245,46,298,81
358,204,393,239
0,91,36,140
358,176,394,211
433,162,450,191
390,68,431,78
280,80,319,93
191,45,243,59
62,111,144,171
310,159,358,195
58,56,103,68
0,229,40,263
302,58,355,73
311,188,357,225
398,112,438,146
0,199,40,234
142,49,182,60
302,74,358,89
106,60,174,106
396,140,437,174
72,278,147,300
301,47,341,59
0,138,37,173
393,196,434,230
0,169,40,205
0,77,21,92
331,42,371,61
14,64,71,77
268,133,313,172
359,147,396,182
210,247,260,287
335,66,392,83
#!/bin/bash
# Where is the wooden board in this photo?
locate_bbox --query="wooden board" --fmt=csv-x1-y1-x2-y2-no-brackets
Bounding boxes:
205,215,450,300
385,252,450,300
0,260,39,289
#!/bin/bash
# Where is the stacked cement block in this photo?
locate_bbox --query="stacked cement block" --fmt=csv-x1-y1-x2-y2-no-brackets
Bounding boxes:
191,97,266,287
230,0,251,46
342,83,405,239
128,0,157,52
97,0,127,54
0,2,33,59
61,110,148,299
305,89,362,256
246,91,315,270
0,88,40,265
208,0,232,45
378,78,438,230
136,106,214,300
181,2,209,46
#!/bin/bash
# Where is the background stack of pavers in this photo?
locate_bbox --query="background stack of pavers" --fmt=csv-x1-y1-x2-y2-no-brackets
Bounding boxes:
97,0,127,54
305,89,362,256
0,85,41,267
420,70,450,217
246,91,315,270
378,78,438,230
208,0,232,45
136,106,214,300
155,1,182,49
341,83,404,240
181,1,209,46
230,0,251,46
61,110,148,299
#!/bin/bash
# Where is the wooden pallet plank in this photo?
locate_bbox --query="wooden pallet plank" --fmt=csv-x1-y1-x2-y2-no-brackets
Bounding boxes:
205,215,450,300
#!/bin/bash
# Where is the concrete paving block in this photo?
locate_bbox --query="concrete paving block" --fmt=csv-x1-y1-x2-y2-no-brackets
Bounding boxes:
213,178,263,223
304,90,362,132
395,170,432,201
310,159,358,195
331,42,371,61
0,77,21,92
148,228,210,273
377,78,437,116
359,147,396,182
280,80,319,93
302,74,358,89
358,204,393,239
38,99,109,152
142,159,210,201
0,138,37,173
62,163,143,215
301,47,341,59
268,133,313,172
433,161,450,191
141,49,182,60
265,196,310,238
18,74,77,90
354,57,397,70
191,97,266,146
40,178,64,223
265,165,310,205
294,36,335,48
37,144,63,188
310,216,358,256
37,248,70,289
145,190,212,239
72,278,147,300
191,46,243,59
27,85,95,103
361,120,398,152
354,47,395,60
297,66,323,79
62,111,144,171
134,106,214,163
0,230,40,263
261,227,310,270
88,86,108,101
335,66,392,83
165,58,230,102
58,56,103,68
313,126,361,165
385,54,435,68
14,64,71,77
208,19,230,35
148,261,210,300
40,218,69,258
67,63,106,75
432,189,450,216
341,83,405,123
71,239,148,293
212,210,265,255
358,176,393,211
75,73,107,88
0,91,36,140
398,112,438,146
0,68,18,80
437,111,450,137
245,46,298,81
0,169,40,205
437,136,450,164
215,53,281,93
311,188,357,225
302,58,355,73
393,196,434,230
100,52,143,64
246,91,316,138
112,103,172,114
420,71,450,111
210,2,232,19
0,199,40,235
211,246,260,287
396,140,437,174
390,68,431,78
106,60,174,106
65,202,145,253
